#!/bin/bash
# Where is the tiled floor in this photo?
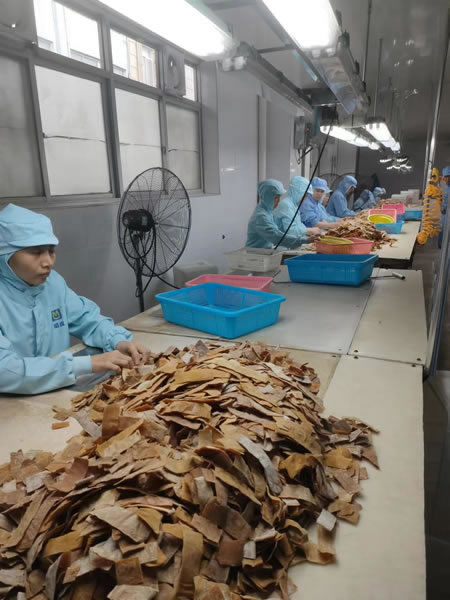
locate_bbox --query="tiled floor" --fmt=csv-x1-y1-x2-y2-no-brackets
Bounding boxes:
414,238,450,599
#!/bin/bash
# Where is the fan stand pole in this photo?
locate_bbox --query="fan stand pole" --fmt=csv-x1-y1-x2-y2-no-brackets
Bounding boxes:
135,258,145,313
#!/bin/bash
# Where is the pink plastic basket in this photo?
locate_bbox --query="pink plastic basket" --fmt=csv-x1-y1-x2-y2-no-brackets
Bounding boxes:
368,208,398,221
382,203,406,214
346,237,375,254
315,240,353,254
185,274,273,292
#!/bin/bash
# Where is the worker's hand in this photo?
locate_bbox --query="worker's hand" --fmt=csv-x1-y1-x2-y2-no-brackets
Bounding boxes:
115,341,150,366
306,227,322,238
91,350,133,374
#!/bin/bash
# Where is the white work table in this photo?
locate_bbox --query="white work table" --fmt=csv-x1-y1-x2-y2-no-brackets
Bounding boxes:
120,268,427,365
0,333,425,600
279,221,421,268
374,220,421,267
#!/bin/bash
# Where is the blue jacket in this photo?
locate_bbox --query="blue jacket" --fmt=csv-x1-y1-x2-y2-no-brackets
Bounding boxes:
0,204,132,395
246,179,306,249
354,190,376,212
300,193,339,227
0,258,132,395
328,176,357,218
273,176,309,243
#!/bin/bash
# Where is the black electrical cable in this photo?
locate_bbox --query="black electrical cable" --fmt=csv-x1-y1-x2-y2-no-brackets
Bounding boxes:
273,112,336,251
296,145,313,165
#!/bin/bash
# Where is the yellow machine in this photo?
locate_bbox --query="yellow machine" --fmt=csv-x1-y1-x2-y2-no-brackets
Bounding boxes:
417,167,443,245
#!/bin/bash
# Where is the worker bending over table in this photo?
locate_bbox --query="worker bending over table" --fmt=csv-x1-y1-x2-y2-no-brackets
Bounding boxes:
273,176,322,241
246,179,310,249
354,186,386,212
300,177,341,230
0,204,149,395
327,175,358,218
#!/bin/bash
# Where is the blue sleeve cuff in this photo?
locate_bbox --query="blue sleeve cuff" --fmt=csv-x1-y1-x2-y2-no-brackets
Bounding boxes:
73,356,93,378
104,328,133,352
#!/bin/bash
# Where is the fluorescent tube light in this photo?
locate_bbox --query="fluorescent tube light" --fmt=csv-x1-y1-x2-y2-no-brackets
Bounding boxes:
320,125,356,142
365,119,393,143
99,0,234,59
321,125,380,150
261,0,341,51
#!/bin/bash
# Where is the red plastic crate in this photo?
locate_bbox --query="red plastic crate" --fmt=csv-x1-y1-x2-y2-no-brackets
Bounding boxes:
346,237,375,254
315,240,353,254
185,274,273,292
382,203,406,214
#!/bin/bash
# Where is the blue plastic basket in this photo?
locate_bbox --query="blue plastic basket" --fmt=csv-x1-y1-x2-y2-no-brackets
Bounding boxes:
155,283,286,339
404,208,422,220
375,221,404,234
286,254,377,286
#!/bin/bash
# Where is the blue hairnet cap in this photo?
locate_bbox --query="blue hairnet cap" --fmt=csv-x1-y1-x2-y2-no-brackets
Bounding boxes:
344,175,357,187
374,187,384,196
443,166,450,177
289,176,310,200
311,177,328,192
0,204,59,256
258,178,286,196
257,179,286,210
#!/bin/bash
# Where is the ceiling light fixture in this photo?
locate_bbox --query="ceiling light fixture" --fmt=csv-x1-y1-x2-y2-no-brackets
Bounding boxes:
320,125,357,142
99,0,235,59
320,125,379,150
260,0,369,114
260,0,341,51
380,156,392,163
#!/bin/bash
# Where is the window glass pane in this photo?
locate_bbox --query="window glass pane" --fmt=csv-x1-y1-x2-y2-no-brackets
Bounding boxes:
35,66,110,195
111,30,158,87
166,105,200,190
0,56,42,197
183,64,197,101
33,0,101,68
115,89,162,189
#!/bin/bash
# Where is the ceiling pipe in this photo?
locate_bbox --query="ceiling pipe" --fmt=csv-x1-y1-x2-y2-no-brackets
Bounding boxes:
362,0,372,82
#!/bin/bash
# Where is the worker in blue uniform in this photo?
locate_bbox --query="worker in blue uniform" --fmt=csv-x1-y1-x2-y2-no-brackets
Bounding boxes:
273,176,321,241
374,187,386,202
0,204,149,395
439,167,450,248
328,175,358,218
246,179,308,249
354,186,386,212
300,177,340,229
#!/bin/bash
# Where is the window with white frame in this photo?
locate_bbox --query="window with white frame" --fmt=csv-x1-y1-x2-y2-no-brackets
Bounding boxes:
33,0,102,68
0,0,205,201
183,64,197,101
115,89,162,189
111,30,158,88
0,56,42,198
35,66,110,195
167,104,201,190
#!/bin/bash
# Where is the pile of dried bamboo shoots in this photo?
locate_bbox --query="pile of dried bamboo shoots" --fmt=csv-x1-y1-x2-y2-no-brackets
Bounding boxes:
325,212,396,249
0,341,378,600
